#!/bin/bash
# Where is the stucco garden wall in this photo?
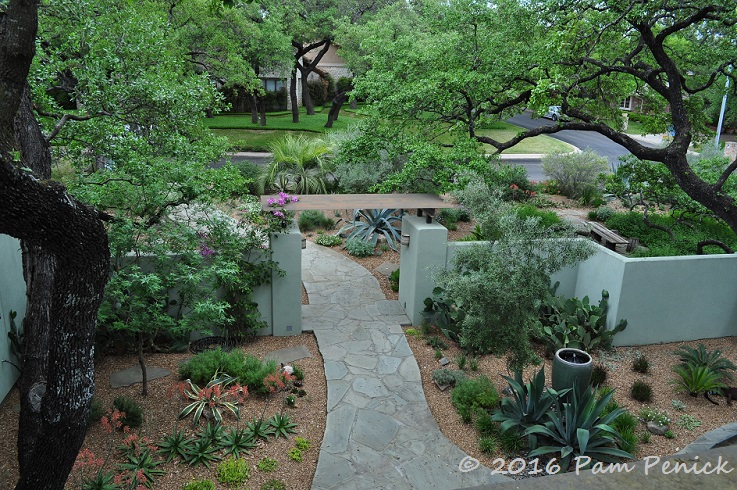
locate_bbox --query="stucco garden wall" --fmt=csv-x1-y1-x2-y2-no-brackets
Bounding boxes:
399,215,737,347
0,235,26,403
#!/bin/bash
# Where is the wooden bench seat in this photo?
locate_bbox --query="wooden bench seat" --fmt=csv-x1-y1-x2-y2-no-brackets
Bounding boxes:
588,221,629,251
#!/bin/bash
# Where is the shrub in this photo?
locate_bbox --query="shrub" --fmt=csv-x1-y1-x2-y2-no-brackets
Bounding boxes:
261,480,286,490
257,457,278,473
541,149,609,199
633,355,650,374
113,396,143,428
515,204,562,229
217,457,250,486
437,208,469,230
87,397,105,429
617,426,638,454
451,376,499,423
436,182,593,370
431,369,467,387
611,410,639,453
426,336,448,350
233,160,263,196
474,410,498,436
588,206,614,222
639,431,651,444
298,210,334,232
306,79,328,107
389,269,400,292
631,380,653,402
591,365,608,386
664,430,675,439
434,348,443,360
295,437,311,451
339,209,402,250
179,349,277,395
344,237,375,257
315,234,342,247
183,479,216,490
259,134,334,194
288,447,303,462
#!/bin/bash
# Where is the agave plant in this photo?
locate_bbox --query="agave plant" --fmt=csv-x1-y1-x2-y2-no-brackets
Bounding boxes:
524,383,633,472
671,364,727,397
339,209,402,250
269,412,298,439
221,427,257,458
179,372,245,426
492,367,560,449
673,344,737,381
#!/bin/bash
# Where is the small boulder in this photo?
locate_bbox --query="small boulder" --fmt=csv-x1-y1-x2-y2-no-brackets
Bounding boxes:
647,421,669,436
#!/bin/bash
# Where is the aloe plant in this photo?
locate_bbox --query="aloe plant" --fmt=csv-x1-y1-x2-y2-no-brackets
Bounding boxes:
524,383,634,472
339,209,402,250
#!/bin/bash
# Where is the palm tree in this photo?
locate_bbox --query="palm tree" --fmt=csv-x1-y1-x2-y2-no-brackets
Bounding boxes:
258,134,335,194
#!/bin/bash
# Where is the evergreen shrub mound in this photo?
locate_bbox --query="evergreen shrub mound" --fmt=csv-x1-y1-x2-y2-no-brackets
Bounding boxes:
113,396,144,428
605,211,737,257
298,210,334,232
515,204,562,229
179,348,277,394
451,376,499,423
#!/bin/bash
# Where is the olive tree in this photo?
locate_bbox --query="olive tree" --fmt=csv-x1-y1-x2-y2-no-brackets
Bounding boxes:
436,182,594,370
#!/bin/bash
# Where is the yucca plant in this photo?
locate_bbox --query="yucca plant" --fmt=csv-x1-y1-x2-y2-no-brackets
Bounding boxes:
179,372,246,426
259,134,334,194
671,364,727,397
524,383,634,472
673,344,737,381
339,209,402,250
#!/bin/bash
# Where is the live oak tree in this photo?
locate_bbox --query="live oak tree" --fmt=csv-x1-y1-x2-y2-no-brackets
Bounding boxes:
352,0,737,235
1,1,109,489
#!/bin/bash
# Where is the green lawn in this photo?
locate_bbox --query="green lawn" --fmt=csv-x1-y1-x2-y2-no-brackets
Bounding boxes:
208,111,573,154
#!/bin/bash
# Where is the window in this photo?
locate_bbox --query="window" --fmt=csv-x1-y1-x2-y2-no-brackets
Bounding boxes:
620,97,632,110
262,78,285,92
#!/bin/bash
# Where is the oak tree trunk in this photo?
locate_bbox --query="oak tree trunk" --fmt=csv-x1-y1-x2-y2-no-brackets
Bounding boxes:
1,2,111,489
290,67,299,123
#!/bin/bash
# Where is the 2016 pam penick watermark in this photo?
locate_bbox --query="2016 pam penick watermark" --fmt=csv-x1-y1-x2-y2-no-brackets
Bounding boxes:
458,455,734,476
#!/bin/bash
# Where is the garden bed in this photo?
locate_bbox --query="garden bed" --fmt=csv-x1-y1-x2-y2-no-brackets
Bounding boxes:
405,328,737,474
0,334,326,490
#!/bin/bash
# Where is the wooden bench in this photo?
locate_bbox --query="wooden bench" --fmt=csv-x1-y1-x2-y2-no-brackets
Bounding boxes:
588,221,629,251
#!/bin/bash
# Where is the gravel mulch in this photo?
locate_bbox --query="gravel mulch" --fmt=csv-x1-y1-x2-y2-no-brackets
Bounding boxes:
0,334,326,489
406,328,737,476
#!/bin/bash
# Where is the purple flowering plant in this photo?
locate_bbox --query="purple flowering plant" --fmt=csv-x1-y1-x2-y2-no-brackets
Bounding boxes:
265,192,299,229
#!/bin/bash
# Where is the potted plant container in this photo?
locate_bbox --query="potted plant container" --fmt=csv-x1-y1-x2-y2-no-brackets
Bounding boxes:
552,348,592,397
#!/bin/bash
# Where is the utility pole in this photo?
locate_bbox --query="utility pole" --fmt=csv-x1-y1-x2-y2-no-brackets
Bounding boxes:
715,75,731,150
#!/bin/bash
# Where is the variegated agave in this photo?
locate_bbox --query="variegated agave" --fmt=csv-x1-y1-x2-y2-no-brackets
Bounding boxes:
339,209,402,250
179,372,246,426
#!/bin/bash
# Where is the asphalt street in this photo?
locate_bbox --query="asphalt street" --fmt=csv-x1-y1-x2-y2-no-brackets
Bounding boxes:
217,112,640,183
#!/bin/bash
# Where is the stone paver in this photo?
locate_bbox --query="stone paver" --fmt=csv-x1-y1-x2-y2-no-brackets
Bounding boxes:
110,366,170,388
303,242,506,489
264,344,313,364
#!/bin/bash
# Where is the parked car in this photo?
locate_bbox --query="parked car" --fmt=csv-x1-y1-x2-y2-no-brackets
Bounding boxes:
543,105,569,121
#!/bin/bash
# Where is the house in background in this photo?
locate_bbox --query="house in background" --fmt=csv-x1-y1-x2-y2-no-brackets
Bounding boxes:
226,43,351,113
